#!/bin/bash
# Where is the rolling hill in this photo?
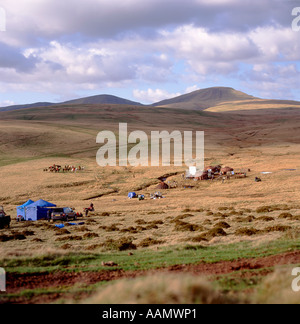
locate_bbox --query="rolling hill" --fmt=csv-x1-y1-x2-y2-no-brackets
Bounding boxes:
62,94,143,106
0,94,143,112
1,86,300,113
0,102,54,112
152,87,257,110
153,87,300,111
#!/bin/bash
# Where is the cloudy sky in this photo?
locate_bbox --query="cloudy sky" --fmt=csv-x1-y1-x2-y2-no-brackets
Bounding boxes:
0,0,299,106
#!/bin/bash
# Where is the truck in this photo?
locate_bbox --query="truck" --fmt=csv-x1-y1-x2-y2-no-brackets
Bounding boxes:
48,207,81,222
0,206,11,229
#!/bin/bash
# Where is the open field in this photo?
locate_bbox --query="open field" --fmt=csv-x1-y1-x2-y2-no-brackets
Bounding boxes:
0,102,300,304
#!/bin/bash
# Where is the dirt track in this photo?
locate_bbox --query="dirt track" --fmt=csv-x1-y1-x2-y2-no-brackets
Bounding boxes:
2,250,299,304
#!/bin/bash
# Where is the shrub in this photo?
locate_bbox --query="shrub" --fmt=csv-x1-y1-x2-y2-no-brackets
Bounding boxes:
235,227,260,236
256,206,271,213
103,224,120,232
192,227,227,242
171,214,193,222
55,228,71,235
61,243,72,250
145,224,158,230
214,221,231,229
0,234,12,242
120,226,139,234
19,230,35,236
84,274,237,304
174,221,204,232
135,219,148,225
0,232,27,241
56,235,82,242
263,225,292,233
218,207,229,211
234,216,256,223
83,233,99,239
101,237,137,251
138,237,165,247
12,233,27,240
118,238,137,251
278,213,293,219
256,216,275,222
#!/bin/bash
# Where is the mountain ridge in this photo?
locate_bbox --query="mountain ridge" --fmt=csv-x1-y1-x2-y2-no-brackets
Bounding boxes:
0,94,143,112
152,86,258,110
1,87,299,112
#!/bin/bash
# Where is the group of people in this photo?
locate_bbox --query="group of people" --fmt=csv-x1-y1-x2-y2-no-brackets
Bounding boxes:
63,165,85,173
43,164,85,173
44,164,62,173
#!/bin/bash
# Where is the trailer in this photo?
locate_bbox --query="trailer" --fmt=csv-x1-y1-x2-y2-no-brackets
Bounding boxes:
0,206,11,229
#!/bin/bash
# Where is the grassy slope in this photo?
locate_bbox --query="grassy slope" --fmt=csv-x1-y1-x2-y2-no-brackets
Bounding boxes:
1,237,299,303
1,102,300,303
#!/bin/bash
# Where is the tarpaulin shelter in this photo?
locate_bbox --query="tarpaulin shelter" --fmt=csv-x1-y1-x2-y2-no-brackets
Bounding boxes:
128,192,137,199
25,199,56,221
16,200,35,220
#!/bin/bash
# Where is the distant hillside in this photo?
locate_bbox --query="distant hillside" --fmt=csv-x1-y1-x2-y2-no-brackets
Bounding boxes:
1,87,299,113
62,94,143,106
0,102,54,112
0,94,143,112
153,87,258,110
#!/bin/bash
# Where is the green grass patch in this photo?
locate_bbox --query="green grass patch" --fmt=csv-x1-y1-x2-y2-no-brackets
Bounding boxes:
1,237,299,274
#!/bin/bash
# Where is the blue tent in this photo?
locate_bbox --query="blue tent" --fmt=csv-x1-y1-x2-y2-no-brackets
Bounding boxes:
128,192,137,199
16,200,35,219
25,199,56,221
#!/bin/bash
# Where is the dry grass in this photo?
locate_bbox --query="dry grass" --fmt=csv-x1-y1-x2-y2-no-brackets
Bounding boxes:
254,268,300,304
1,105,300,305
84,273,237,304
0,198,299,256
0,105,300,257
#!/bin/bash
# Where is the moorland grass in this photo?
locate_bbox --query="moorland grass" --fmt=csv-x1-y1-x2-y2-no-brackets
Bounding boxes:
1,237,299,274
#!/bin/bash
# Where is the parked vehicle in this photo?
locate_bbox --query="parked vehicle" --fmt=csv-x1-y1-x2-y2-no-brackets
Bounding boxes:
0,206,11,229
48,207,81,222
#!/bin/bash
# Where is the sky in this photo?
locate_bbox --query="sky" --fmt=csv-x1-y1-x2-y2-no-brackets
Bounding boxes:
0,0,299,106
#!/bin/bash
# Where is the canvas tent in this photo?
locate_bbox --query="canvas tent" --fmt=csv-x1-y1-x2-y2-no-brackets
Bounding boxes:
156,182,169,189
128,192,137,199
25,199,56,221
16,200,35,220
221,167,234,174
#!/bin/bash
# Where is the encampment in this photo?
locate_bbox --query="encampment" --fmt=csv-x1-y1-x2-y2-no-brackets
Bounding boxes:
16,200,35,220
205,165,221,173
156,182,169,189
221,167,234,175
25,199,56,221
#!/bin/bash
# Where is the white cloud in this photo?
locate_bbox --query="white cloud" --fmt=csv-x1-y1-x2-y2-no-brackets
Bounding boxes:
133,85,201,103
0,0,298,102
185,85,199,93
133,88,182,104
0,100,15,107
